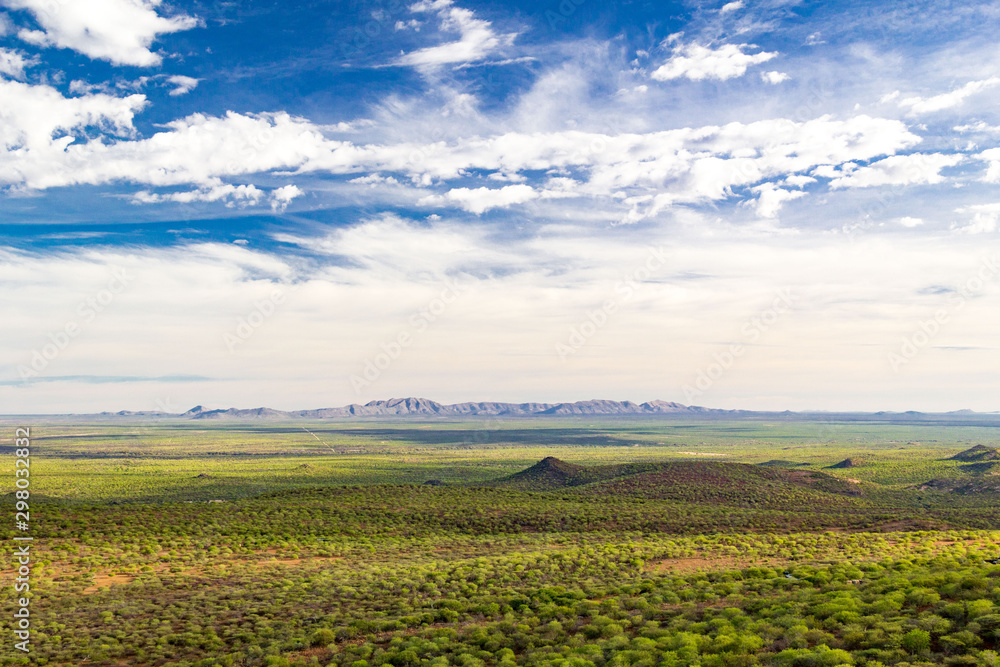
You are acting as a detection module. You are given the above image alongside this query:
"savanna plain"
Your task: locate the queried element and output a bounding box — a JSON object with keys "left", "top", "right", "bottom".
{"left": 5, "top": 416, "right": 1000, "bottom": 667}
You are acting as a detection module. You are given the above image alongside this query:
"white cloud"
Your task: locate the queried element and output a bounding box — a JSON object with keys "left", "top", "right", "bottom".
{"left": 953, "top": 203, "right": 1000, "bottom": 234}
{"left": 419, "top": 184, "right": 537, "bottom": 214}
{"left": 270, "top": 184, "right": 302, "bottom": 211}
{"left": 761, "top": 71, "right": 789, "bottom": 85}
{"left": 898, "top": 77, "right": 1000, "bottom": 115}
{"left": 752, "top": 182, "right": 805, "bottom": 218}
{"left": 0, "top": 85, "right": 925, "bottom": 224}
{"left": 783, "top": 174, "right": 816, "bottom": 188}
{"left": 133, "top": 182, "right": 264, "bottom": 207}
{"left": 720, "top": 1, "right": 744, "bottom": 12}
{"left": 350, "top": 173, "right": 401, "bottom": 187}
{"left": 0, "top": 108, "right": 332, "bottom": 189}
{"left": 0, "top": 75, "right": 928, "bottom": 223}
{"left": 826, "top": 153, "right": 964, "bottom": 189}
{"left": 166, "top": 75, "right": 199, "bottom": 96}
{"left": 651, "top": 43, "right": 777, "bottom": 82}
{"left": 398, "top": 0, "right": 515, "bottom": 69}
{"left": 0, "top": 47, "right": 32, "bottom": 79}
{"left": 955, "top": 121, "right": 1000, "bottom": 134}
{"left": 897, "top": 216, "right": 924, "bottom": 227}
{"left": 7, "top": 0, "right": 198, "bottom": 66}
{"left": 977, "top": 148, "right": 1000, "bottom": 183}
{"left": 133, "top": 181, "right": 299, "bottom": 211}
{"left": 0, "top": 79, "right": 145, "bottom": 154}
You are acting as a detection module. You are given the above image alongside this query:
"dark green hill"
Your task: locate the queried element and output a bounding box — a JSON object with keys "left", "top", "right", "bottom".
{"left": 583, "top": 461, "right": 862, "bottom": 505}
{"left": 826, "top": 458, "right": 861, "bottom": 469}
{"left": 495, "top": 458, "right": 862, "bottom": 507}
{"left": 493, "top": 457, "right": 659, "bottom": 491}
{"left": 948, "top": 444, "right": 1000, "bottom": 462}
{"left": 757, "top": 460, "right": 809, "bottom": 467}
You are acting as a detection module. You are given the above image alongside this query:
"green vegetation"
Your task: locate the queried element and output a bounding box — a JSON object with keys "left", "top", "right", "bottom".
{"left": 5, "top": 418, "right": 1000, "bottom": 666}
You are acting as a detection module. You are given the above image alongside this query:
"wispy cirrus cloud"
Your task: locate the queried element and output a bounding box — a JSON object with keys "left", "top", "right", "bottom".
{"left": 396, "top": 0, "right": 515, "bottom": 70}
{"left": 894, "top": 77, "right": 1000, "bottom": 115}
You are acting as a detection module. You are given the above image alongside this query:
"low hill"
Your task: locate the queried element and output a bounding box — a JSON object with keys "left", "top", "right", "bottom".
{"left": 826, "top": 458, "right": 861, "bottom": 469}
{"left": 757, "top": 460, "right": 809, "bottom": 467}
{"left": 494, "top": 458, "right": 862, "bottom": 506}
{"left": 948, "top": 444, "right": 1000, "bottom": 462}
{"left": 585, "top": 461, "right": 862, "bottom": 506}
{"left": 493, "top": 457, "right": 659, "bottom": 491}
{"left": 917, "top": 476, "right": 1000, "bottom": 495}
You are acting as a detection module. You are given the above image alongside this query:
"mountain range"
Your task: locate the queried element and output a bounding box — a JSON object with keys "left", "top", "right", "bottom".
{"left": 115, "top": 398, "right": 726, "bottom": 420}
{"left": 74, "top": 397, "right": 999, "bottom": 422}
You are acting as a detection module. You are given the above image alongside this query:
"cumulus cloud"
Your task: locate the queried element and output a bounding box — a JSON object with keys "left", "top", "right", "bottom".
{"left": 398, "top": 0, "right": 515, "bottom": 69}
{"left": 953, "top": 203, "right": 1000, "bottom": 234}
{"left": 166, "top": 75, "right": 199, "bottom": 96}
{"left": 0, "top": 108, "right": 331, "bottom": 189}
{"left": 752, "top": 182, "right": 805, "bottom": 218}
{"left": 720, "top": 1, "right": 744, "bottom": 13}
{"left": 825, "top": 153, "right": 964, "bottom": 189}
{"left": 651, "top": 43, "right": 777, "bottom": 82}
{"left": 7, "top": 0, "right": 198, "bottom": 66}
{"left": 977, "top": 148, "right": 1000, "bottom": 183}
{"left": 0, "top": 80, "right": 926, "bottom": 224}
{"left": 418, "top": 184, "right": 537, "bottom": 214}
{"left": 897, "top": 77, "right": 1000, "bottom": 115}
{"left": 0, "top": 47, "right": 32, "bottom": 79}
{"left": 131, "top": 181, "right": 297, "bottom": 212}
{"left": 270, "top": 184, "right": 302, "bottom": 212}
{"left": 955, "top": 121, "right": 1000, "bottom": 134}
{"left": 897, "top": 216, "right": 924, "bottom": 227}
{"left": 132, "top": 182, "right": 264, "bottom": 207}
{"left": 761, "top": 71, "right": 789, "bottom": 84}
{"left": 0, "top": 79, "right": 145, "bottom": 154}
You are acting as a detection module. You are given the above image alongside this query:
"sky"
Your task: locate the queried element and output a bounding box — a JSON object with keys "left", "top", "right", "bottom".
{"left": 2, "top": 0, "right": 1000, "bottom": 414}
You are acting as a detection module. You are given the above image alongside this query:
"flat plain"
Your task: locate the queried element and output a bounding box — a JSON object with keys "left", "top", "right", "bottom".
{"left": 4, "top": 416, "right": 1000, "bottom": 667}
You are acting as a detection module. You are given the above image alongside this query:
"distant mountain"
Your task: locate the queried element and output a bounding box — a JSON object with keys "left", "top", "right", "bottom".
{"left": 177, "top": 398, "right": 733, "bottom": 420}
{"left": 19, "top": 399, "right": 1000, "bottom": 421}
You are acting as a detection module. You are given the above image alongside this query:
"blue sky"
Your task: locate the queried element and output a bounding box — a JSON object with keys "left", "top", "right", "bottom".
{"left": 2, "top": 0, "right": 1000, "bottom": 413}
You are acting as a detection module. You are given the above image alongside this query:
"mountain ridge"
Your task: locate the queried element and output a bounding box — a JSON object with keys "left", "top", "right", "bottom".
{"left": 184, "top": 398, "right": 726, "bottom": 420}
{"left": 11, "top": 399, "right": 999, "bottom": 420}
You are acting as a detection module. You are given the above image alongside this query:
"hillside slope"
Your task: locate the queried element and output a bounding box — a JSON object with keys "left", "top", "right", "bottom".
{"left": 494, "top": 458, "right": 863, "bottom": 507}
